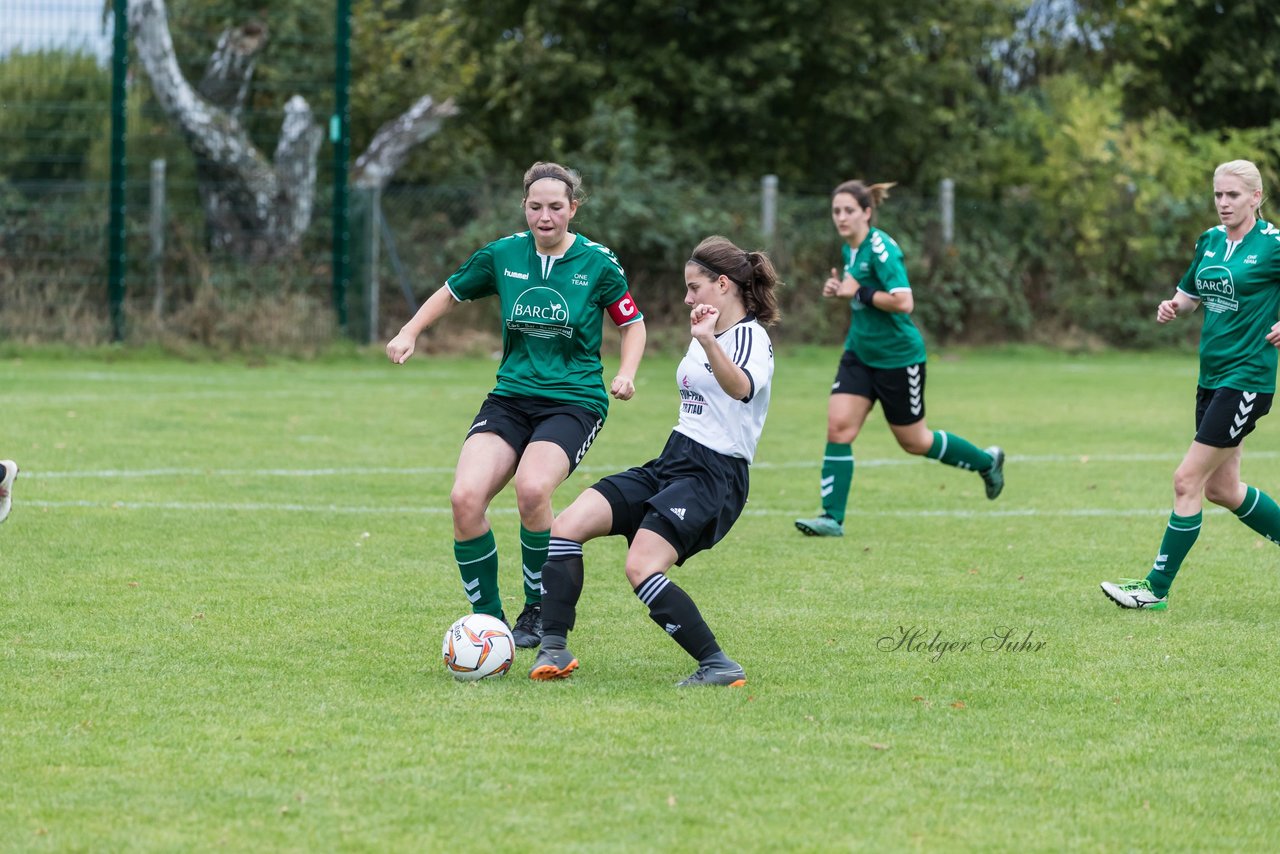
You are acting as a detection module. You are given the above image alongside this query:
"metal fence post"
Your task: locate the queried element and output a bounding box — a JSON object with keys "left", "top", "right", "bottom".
{"left": 367, "top": 187, "right": 381, "bottom": 345}
{"left": 331, "top": 0, "right": 352, "bottom": 334}
{"left": 149, "top": 159, "right": 166, "bottom": 318}
{"left": 761, "top": 174, "right": 778, "bottom": 246}
{"left": 107, "top": 0, "right": 129, "bottom": 341}
{"left": 940, "top": 177, "right": 954, "bottom": 248}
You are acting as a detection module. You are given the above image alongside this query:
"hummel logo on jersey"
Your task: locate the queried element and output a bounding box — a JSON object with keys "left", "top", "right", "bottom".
{"left": 670, "top": 507, "right": 686, "bottom": 520}
{"left": 663, "top": 623, "right": 682, "bottom": 635}
{"left": 467, "top": 419, "right": 488, "bottom": 433}
{"left": 1204, "top": 250, "right": 1216, "bottom": 258}
{"left": 503, "top": 268, "right": 529, "bottom": 280}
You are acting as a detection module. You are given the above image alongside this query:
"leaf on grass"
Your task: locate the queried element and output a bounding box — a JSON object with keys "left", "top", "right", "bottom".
{"left": 951, "top": 701, "right": 967, "bottom": 709}
{"left": 667, "top": 795, "right": 677, "bottom": 807}
{"left": 868, "top": 742, "right": 890, "bottom": 751}
{"left": 127, "top": 581, "right": 139, "bottom": 588}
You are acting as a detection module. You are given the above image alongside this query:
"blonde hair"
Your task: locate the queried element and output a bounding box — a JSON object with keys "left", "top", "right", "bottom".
{"left": 1214, "top": 160, "right": 1266, "bottom": 217}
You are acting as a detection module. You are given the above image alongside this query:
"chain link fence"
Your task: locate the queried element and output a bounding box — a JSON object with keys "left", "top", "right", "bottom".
{"left": 1, "top": 2, "right": 1204, "bottom": 354}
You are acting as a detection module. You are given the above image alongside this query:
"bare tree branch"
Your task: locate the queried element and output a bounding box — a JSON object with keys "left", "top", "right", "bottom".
{"left": 352, "top": 96, "right": 460, "bottom": 190}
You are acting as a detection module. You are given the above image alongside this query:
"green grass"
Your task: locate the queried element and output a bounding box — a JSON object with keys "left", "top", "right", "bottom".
{"left": 3, "top": 346, "right": 1280, "bottom": 851}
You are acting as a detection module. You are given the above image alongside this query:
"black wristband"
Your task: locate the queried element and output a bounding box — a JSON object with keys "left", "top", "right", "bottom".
{"left": 855, "top": 286, "right": 877, "bottom": 306}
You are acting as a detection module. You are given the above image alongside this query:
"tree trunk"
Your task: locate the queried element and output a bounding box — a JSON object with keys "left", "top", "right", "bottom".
{"left": 128, "top": 0, "right": 457, "bottom": 262}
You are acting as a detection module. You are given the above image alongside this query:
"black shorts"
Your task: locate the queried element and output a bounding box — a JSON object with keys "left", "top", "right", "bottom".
{"left": 1194, "top": 386, "right": 1273, "bottom": 448}
{"left": 466, "top": 393, "right": 604, "bottom": 473}
{"left": 591, "top": 431, "right": 749, "bottom": 566}
{"left": 831, "top": 350, "right": 926, "bottom": 426}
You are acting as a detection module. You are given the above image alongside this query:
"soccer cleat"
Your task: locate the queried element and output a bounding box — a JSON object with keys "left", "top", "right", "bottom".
{"left": 528, "top": 646, "right": 578, "bottom": 680}
{"left": 1100, "top": 578, "right": 1168, "bottom": 611}
{"left": 980, "top": 446, "right": 1005, "bottom": 500}
{"left": 794, "top": 514, "right": 844, "bottom": 537}
{"left": 677, "top": 660, "right": 747, "bottom": 687}
{"left": 0, "top": 460, "right": 17, "bottom": 524}
{"left": 511, "top": 602, "right": 543, "bottom": 648}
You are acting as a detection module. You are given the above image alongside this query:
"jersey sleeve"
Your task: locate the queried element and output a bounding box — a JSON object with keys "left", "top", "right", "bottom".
{"left": 1176, "top": 231, "right": 1211, "bottom": 300}
{"left": 869, "top": 231, "right": 910, "bottom": 292}
{"left": 724, "top": 323, "right": 774, "bottom": 402}
{"left": 599, "top": 262, "right": 644, "bottom": 327}
{"left": 445, "top": 243, "right": 498, "bottom": 302}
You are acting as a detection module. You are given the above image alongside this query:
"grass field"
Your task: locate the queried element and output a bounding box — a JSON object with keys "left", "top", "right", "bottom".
{"left": 3, "top": 345, "right": 1280, "bottom": 851}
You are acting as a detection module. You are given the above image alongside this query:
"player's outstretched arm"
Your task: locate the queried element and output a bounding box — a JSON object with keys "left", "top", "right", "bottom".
{"left": 386, "top": 287, "right": 459, "bottom": 364}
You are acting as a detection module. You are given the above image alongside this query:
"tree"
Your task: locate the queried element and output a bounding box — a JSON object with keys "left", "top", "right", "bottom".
{"left": 127, "top": 0, "right": 456, "bottom": 260}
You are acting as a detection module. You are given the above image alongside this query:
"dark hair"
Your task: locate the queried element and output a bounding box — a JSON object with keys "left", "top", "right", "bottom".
{"left": 688, "top": 235, "right": 782, "bottom": 326}
{"left": 832, "top": 180, "right": 897, "bottom": 220}
{"left": 523, "top": 161, "right": 584, "bottom": 203}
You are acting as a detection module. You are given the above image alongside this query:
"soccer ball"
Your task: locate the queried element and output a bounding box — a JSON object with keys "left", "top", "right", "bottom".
{"left": 442, "top": 614, "right": 515, "bottom": 681}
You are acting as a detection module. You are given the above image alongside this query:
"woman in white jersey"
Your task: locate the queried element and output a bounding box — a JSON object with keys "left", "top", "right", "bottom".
{"left": 1102, "top": 160, "right": 1280, "bottom": 610}
{"left": 529, "top": 236, "right": 781, "bottom": 687}
{"left": 386, "top": 162, "right": 647, "bottom": 648}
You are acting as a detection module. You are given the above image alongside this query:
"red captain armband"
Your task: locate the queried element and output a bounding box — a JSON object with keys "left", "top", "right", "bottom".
{"left": 606, "top": 291, "right": 641, "bottom": 326}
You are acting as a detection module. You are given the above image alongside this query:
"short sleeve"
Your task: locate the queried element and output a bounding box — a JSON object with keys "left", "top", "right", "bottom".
{"left": 870, "top": 231, "right": 910, "bottom": 292}
{"left": 1176, "top": 231, "right": 1210, "bottom": 300}
{"left": 446, "top": 244, "right": 498, "bottom": 302}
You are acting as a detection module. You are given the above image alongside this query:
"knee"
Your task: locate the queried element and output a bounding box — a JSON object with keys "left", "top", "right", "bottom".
{"left": 624, "top": 558, "right": 655, "bottom": 589}
{"left": 1171, "top": 467, "right": 1202, "bottom": 501}
{"left": 897, "top": 434, "right": 932, "bottom": 456}
{"left": 827, "top": 423, "right": 858, "bottom": 444}
{"left": 514, "top": 479, "right": 555, "bottom": 519}
{"left": 1204, "top": 480, "right": 1242, "bottom": 508}
{"left": 450, "top": 482, "right": 484, "bottom": 520}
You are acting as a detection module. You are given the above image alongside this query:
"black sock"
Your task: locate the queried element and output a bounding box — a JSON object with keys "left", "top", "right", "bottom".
{"left": 634, "top": 573, "right": 719, "bottom": 663}
{"left": 540, "top": 537, "right": 584, "bottom": 638}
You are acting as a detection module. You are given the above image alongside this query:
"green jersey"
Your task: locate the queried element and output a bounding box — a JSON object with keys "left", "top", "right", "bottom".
{"left": 1178, "top": 219, "right": 1280, "bottom": 393}
{"left": 840, "top": 227, "right": 927, "bottom": 368}
{"left": 447, "top": 231, "right": 642, "bottom": 417}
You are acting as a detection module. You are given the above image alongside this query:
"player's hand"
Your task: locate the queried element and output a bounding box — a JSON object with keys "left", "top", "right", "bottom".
{"left": 386, "top": 331, "right": 416, "bottom": 364}
{"left": 1155, "top": 299, "right": 1179, "bottom": 324}
{"left": 823, "top": 268, "right": 842, "bottom": 298}
{"left": 1267, "top": 321, "right": 1280, "bottom": 348}
{"left": 610, "top": 374, "right": 636, "bottom": 400}
{"left": 691, "top": 303, "right": 718, "bottom": 338}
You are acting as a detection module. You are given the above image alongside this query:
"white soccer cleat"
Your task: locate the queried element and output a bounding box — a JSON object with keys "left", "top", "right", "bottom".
{"left": 0, "top": 460, "right": 17, "bottom": 524}
{"left": 1100, "top": 578, "right": 1168, "bottom": 611}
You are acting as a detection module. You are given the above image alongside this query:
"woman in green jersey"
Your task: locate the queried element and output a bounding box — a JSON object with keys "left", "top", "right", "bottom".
{"left": 386, "top": 162, "right": 647, "bottom": 646}
{"left": 1102, "top": 160, "right": 1280, "bottom": 610}
{"left": 794, "top": 180, "right": 1004, "bottom": 538}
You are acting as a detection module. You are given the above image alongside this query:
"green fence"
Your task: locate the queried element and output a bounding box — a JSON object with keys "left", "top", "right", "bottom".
{"left": 0, "top": 2, "right": 1207, "bottom": 353}
{"left": 1, "top": 0, "right": 351, "bottom": 350}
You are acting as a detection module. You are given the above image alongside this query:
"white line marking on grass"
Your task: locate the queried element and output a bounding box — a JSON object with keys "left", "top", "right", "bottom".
{"left": 25, "top": 499, "right": 1230, "bottom": 519}
{"left": 23, "top": 450, "right": 1280, "bottom": 480}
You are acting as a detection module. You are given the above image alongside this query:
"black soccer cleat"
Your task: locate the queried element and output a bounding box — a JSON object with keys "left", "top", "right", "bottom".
{"left": 511, "top": 602, "right": 544, "bottom": 648}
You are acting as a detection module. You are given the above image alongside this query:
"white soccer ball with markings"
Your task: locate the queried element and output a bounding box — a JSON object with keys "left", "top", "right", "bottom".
{"left": 442, "top": 613, "right": 515, "bottom": 681}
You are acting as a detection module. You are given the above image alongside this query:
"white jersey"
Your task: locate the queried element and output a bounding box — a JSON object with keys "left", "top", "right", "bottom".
{"left": 672, "top": 315, "right": 774, "bottom": 463}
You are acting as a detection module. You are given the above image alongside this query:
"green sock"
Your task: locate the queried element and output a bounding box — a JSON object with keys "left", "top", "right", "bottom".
{"left": 1145, "top": 511, "right": 1202, "bottom": 598}
{"left": 925, "top": 430, "right": 992, "bottom": 472}
{"left": 820, "top": 442, "right": 853, "bottom": 524}
{"left": 1233, "top": 485, "right": 1280, "bottom": 546}
{"left": 454, "top": 531, "right": 501, "bottom": 618}
{"left": 519, "top": 525, "right": 549, "bottom": 606}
